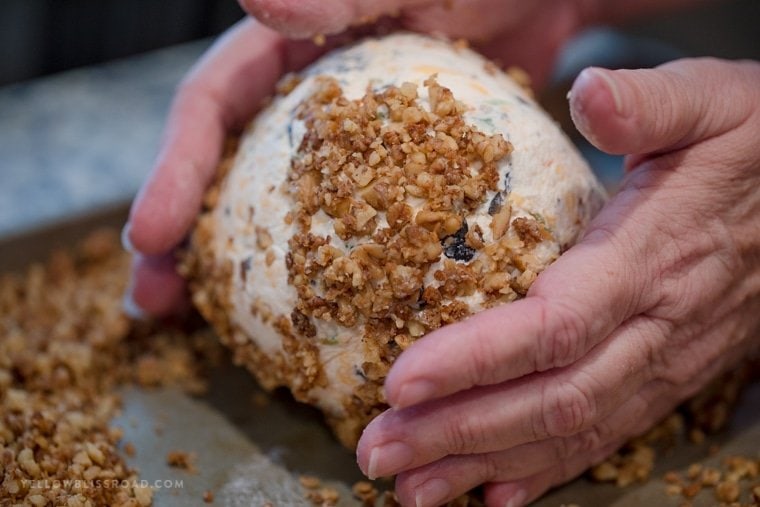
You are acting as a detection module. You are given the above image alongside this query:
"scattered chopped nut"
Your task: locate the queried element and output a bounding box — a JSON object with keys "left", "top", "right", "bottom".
{"left": 715, "top": 480, "right": 740, "bottom": 503}
{"left": 166, "top": 450, "right": 197, "bottom": 473}
{"left": 299, "top": 475, "right": 322, "bottom": 489}
{"left": 0, "top": 230, "right": 221, "bottom": 505}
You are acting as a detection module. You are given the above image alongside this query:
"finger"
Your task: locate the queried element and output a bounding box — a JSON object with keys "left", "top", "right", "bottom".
{"left": 240, "top": 0, "right": 432, "bottom": 37}
{"left": 358, "top": 316, "right": 664, "bottom": 478}
{"left": 483, "top": 376, "right": 689, "bottom": 507}
{"left": 569, "top": 58, "right": 758, "bottom": 157}
{"left": 404, "top": 0, "right": 589, "bottom": 88}
{"left": 126, "top": 19, "right": 293, "bottom": 256}
{"left": 384, "top": 224, "right": 655, "bottom": 410}
{"left": 394, "top": 432, "right": 618, "bottom": 507}
{"left": 125, "top": 253, "right": 188, "bottom": 317}
{"left": 397, "top": 435, "right": 627, "bottom": 507}
{"left": 394, "top": 378, "right": 677, "bottom": 507}
{"left": 483, "top": 439, "right": 623, "bottom": 507}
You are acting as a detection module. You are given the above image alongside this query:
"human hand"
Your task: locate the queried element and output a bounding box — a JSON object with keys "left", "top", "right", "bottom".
{"left": 124, "top": 1, "right": 601, "bottom": 317}
{"left": 355, "top": 58, "right": 760, "bottom": 506}
{"left": 241, "top": 0, "right": 599, "bottom": 87}
{"left": 123, "top": 19, "right": 328, "bottom": 316}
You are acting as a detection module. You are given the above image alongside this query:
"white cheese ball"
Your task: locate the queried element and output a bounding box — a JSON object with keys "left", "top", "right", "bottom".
{"left": 188, "top": 33, "right": 605, "bottom": 447}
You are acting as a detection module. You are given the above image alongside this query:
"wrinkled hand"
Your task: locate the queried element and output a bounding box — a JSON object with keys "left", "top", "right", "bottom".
{"left": 123, "top": 19, "right": 327, "bottom": 315}
{"left": 356, "top": 58, "right": 760, "bottom": 507}
{"left": 124, "top": 0, "right": 597, "bottom": 315}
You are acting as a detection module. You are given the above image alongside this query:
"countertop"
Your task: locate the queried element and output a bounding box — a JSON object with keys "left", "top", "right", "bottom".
{"left": 0, "top": 40, "right": 209, "bottom": 238}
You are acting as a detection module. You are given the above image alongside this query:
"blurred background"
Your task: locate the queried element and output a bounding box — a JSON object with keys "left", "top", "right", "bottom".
{"left": 0, "top": 0, "right": 243, "bottom": 86}
{"left": 0, "top": 0, "right": 758, "bottom": 237}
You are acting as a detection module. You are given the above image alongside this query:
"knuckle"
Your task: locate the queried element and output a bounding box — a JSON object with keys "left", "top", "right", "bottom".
{"left": 541, "top": 380, "right": 596, "bottom": 437}
{"left": 574, "top": 425, "right": 605, "bottom": 453}
{"left": 550, "top": 435, "right": 572, "bottom": 461}
{"left": 443, "top": 413, "right": 485, "bottom": 455}
{"left": 478, "top": 453, "right": 501, "bottom": 482}
{"left": 537, "top": 298, "right": 588, "bottom": 371}
{"left": 551, "top": 425, "right": 603, "bottom": 461}
{"left": 466, "top": 322, "right": 500, "bottom": 385}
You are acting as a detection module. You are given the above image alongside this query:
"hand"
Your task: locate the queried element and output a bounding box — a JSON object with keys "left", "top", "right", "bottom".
{"left": 242, "top": 0, "right": 599, "bottom": 87}
{"left": 356, "top": 58, "right": 760, "bottom": 507}
{"left": 124, "top": 0, "right": 600, "bottom": 316}
{"left": 123, "top": 19, "right": 327, "bottom": 316}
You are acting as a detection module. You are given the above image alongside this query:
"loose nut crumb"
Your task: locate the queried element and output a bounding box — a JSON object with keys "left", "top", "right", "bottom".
{"left": 166, "top": 450, "right": 197, "bottom": 473}
{"left": 715, "top": 480, "right": 739, "bottom": 503}
{"left": 299, "top": 475, "right": 322, "bottom": 489}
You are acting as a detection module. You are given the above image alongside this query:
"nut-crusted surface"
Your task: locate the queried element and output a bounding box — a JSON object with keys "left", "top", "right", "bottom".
{"left": 184, "top": 33, "right": 607, "bottom": 448}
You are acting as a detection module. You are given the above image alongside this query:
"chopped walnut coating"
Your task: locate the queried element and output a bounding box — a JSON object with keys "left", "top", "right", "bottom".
{"left": 285, "top": 82, "right": 541, "bottom": 329}
{"left": 184, "top": 74, "right": 560, "bottom": 446}
{"left": 279, "top": 76, "right": 557, "bottom": 440}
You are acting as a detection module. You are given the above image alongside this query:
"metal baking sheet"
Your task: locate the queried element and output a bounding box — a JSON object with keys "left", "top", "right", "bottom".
{"left": 3, "top": 205, "right": 758, "bottom": 506}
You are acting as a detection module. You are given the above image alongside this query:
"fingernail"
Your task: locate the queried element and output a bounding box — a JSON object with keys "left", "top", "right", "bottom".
{"left": 367, "top": 441, "right": 414, "bottom": 479}
{"left": 581, "top": 67, "right": 625, "bottom": 116}
{"left": 504, "top": 488, "right": 527, "bottom": 507}
{"left": 415, "top": 478, "right": 450, "bottom": 507}
{"left": 122, "top": 291, "right": 147, "bottom": 320}
{"left": 394, "top": 380, "right": 436, "bottom": 408}
{"left": 121, "top": 223, "right": 135, "bottom": 254}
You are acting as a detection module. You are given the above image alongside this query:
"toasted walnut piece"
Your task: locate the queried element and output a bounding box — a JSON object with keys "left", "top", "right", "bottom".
{"left": 490, "top": 202, "right": 512, "bottom": 239}
{"left": 665, "top": 484, "right": 682, "bottom": 496}
{"left": 352, "top": 480, "right": 378, "bottom": 505}
{"left": 686, "top": 463, "right": 702, "bottom": 480}
{"left": 664, "top": 471, "right": 682, "bottom": 485}
{"left": 482, "top": 272, "right": 511, "bottom": 294}
{"left": 276, "top": 73, "right": 303, "bottom": 96}
{"left": 715, "top": 480, "right": 740, "bottom": 503}
{"left": 299, "top": 475, "right": 321, "bottom": 489}
{"left": 166, "top": 450, "right": 196, "bottom": 472}
{"left": 134, "top": 484, "right": 153, "bottom": 507}
{"left": 18, "top": 448, "right": 41, "bottom": 477}
{"left": 591, "top": 462, "right": 619, "bottom": 482}
{"left": 512, "top": 216, "right": 549, "bottom": 247}
{"left": 387, "top": 202, "right": 413, "bottom": 231}
{"left": 700, "top": 467, "right": 722, "bottom": 486}
{"left": 681, "top": 482, "right": 701, "bottom": 499}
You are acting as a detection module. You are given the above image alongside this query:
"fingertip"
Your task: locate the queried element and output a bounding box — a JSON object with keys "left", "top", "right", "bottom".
{"left": 484, "top": 483, "right": 527, "bottom": 507}
{"left": 387, "top": 378, "right": 437, "bottom": 410}
{"left": 569, "top": 67, "right": 632, "bottom": 154}
{"left": 384, "top": 336, "right": 444, "bottom": 409}
{"left": 128, "top": 159, "right": 201, "bottom": 255}
{"left": 240, "top": 0, "right": 352, "bottom": 37}
{"left": 129, "top": 253, "right": 189, "bottom": 317}
{"left": 122, "top": 291, "right": 148, "bottom": 320}
{"left": 121, "top": 222, "right": 136, "bottom": 254}
{"left": 355, "top": 425, "right": 374, "bottom": 478}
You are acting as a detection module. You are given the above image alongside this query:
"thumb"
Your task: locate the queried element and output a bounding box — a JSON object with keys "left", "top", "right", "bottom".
{"left": 239, "top": 0, "right": 431, "bottom": 37}
{"left": 569, "top": 58, "right": 756, "bottom": 157}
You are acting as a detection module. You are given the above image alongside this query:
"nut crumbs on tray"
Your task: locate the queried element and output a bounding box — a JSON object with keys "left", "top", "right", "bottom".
{"left": 0, "top": 230, "right": 221, "bottom": 506}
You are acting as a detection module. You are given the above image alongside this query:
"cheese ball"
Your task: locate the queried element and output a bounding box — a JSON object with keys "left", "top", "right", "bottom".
{"left": 185, "top": 33, "right": 606, "bottom": 447}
